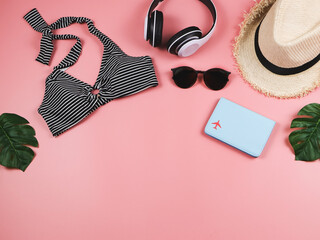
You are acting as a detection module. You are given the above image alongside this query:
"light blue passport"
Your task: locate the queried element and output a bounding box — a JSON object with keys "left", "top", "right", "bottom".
{"left": 204, "top": 98, "right": 275, "bottom": 157}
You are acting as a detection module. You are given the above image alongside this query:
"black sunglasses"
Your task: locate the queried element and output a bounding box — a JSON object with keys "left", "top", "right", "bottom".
{"left": 171, "top": 67, "right": 231, "bottom": 90}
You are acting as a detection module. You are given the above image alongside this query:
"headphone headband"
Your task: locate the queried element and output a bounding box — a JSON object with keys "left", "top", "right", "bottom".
{"left": 147, "top": 0, "right": 217, "bottom": 40}
{"left": 147, "top": 0, "right": 164, "bottom": 17}
{"left": 198, "top": 0, "right": 217, "bottom": 39}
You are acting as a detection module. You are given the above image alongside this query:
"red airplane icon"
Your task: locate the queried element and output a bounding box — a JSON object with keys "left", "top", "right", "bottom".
{"left": 212, "top": 120, "right": 221, "bottom": 130}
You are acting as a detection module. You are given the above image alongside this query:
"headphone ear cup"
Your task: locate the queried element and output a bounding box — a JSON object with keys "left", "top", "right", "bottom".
{"left": 149, "top": 10, "right": 163, "bottom": 47}
{"left": 144, "top": 15, "right": 150, "bottom": 41}
{"left": 167, "top": 26, "right": 202, "bottom": 55}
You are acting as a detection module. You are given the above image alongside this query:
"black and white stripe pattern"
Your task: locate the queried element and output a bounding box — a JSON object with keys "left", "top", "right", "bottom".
{"left": 24, "top": 8, "right": 158, "bottom": 136}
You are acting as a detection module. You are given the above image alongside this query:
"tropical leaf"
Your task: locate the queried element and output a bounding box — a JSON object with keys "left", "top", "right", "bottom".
{"left": 0, "top": 113, "right": 38, "bottom": 171}
{"left": 289, "top": 103, "right": 320, "bottom": 161}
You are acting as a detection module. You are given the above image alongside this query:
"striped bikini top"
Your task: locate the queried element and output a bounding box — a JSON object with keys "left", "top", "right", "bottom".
{"left": 24, "top": 8, "right": 158, "bottom": 136}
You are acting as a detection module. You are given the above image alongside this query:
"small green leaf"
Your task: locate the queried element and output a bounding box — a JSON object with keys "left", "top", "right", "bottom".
{"left": 289, "top": 103, "right": 320, "bottom": 161}
{"left": 0, "top": 113, "right": 39, "bottom": 171}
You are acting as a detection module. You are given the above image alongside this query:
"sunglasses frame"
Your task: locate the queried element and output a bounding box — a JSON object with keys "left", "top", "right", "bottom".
{"left": 171, "top": 66, "right": 231, "bottom": 90}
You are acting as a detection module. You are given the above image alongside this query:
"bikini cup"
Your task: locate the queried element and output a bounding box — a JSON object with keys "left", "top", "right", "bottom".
{"left": 24, "top": 8, "right": 158, "bottom": 136}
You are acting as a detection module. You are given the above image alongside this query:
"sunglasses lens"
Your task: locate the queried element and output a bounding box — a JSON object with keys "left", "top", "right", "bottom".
{"left": 172, "top": 67, "right": 197, "bottom": 89}
{"left": 204, "top": 68, "right": 230, "bottom": 90}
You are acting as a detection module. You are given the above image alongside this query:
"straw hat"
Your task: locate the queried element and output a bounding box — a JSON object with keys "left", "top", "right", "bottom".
{"left": 234, "top": 0, "right": 320, "bottom": 98}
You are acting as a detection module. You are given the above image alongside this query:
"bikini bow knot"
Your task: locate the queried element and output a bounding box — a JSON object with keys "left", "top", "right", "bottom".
{"left": 24, "top": 8, "right": 54, "bottom": 65}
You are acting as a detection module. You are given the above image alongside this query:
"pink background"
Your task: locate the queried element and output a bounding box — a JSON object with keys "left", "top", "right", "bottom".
{"left": 1, "top": 0, "right": 320, "bottom": 239}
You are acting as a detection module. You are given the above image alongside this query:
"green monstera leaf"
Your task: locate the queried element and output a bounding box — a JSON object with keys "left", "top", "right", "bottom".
{"left": 0, "top": 113, "right": 38, "bottom": 171}
{"left": 289, "top": 103, "right": 320, "bottom": 161}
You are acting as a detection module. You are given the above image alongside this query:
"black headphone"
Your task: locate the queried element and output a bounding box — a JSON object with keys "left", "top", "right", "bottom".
{"left": 144, "top": 0, "right": 217, "bottom": 57}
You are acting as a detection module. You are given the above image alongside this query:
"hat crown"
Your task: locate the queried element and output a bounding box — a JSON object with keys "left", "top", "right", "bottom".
{"left": 259, "top": 0, "right": 320, "bottom": 68}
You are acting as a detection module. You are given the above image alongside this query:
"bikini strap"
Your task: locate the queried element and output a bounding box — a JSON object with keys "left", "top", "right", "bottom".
{"left": 24, "top": 8, "right": 106, "bottom": 70}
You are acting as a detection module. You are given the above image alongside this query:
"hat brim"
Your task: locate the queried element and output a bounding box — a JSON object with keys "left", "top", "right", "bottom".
{"left": 233, "top": 0, "right": 320, "bottom": 99}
